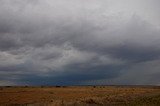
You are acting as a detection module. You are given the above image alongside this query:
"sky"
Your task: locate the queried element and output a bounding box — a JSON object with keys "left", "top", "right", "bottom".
{"left": 0, "top": 0, "right": 160, "bottom": 86}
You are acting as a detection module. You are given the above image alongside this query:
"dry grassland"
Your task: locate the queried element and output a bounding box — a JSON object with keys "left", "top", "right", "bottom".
{"left": 0, "top": 86, "right": 160, "bottom": 106}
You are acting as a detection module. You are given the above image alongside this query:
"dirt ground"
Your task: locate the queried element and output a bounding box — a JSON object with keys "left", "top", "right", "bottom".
{"left": 0, "top": 86, "right": 160, "bottom": 106}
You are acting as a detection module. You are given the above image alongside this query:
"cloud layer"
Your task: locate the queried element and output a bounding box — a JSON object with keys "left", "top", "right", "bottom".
{"left": 0, "top": 0, "right": 160, "bottom": 85}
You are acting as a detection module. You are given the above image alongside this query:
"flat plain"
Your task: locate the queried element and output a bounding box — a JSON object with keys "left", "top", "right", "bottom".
{"left": 0, "top": 86, "right": 160, "bottom": 106}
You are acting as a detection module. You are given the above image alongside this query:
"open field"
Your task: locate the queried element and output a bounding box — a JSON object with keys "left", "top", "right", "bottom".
{"left": 0, "top": 86, "right": 160, "bottom": 106}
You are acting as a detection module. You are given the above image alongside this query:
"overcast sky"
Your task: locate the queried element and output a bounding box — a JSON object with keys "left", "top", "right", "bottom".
{"left": 0, "top": 0, "right": 160, "bottom": 86}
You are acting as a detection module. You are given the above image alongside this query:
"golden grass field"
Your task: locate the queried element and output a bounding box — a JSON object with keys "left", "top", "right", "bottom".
{"left": 0, "top": 86, "right": 160, "bottom": 106}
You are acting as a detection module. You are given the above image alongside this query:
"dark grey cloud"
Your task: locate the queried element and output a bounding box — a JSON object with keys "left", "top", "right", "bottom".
{"left": 0, "top": 0, "right": 160, "bottom": 85}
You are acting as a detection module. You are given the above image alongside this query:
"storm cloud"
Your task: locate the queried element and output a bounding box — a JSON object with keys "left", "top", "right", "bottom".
{"left": 0, "top": 0, "right": 160, "bottom": 85}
